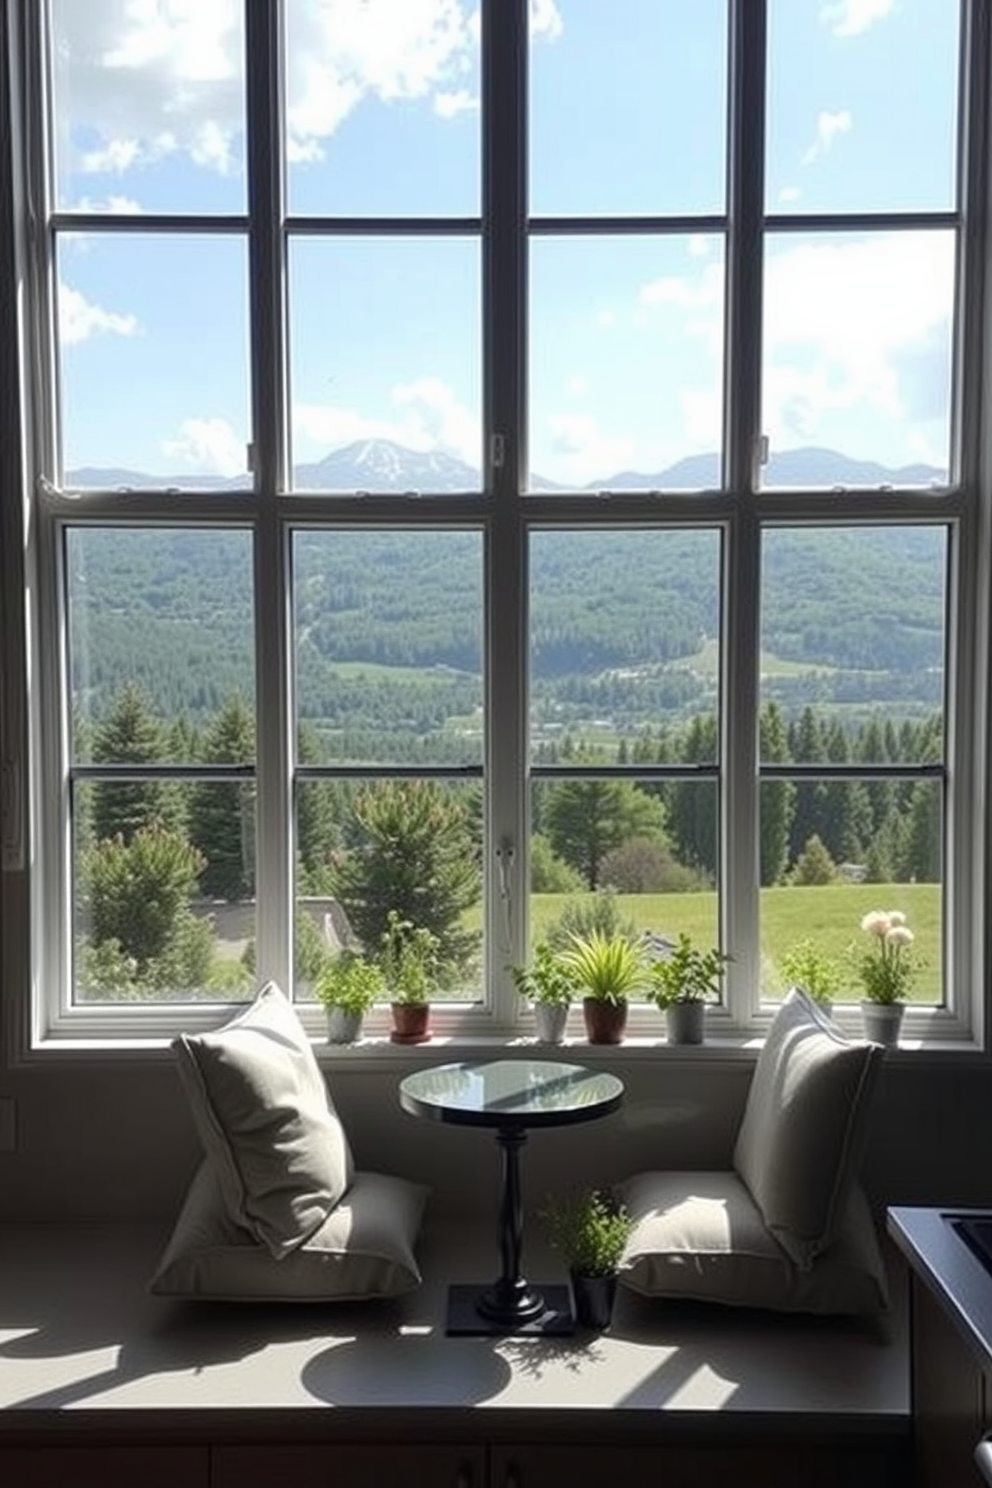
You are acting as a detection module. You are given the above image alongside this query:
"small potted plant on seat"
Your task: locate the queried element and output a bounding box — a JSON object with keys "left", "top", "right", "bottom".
{"left": 541, "top": 1186, "right": 633, "bottom": 1330}
{"left": 510, "top": 942, "right": 576, "bottom": 1044}
{"left": 647, "top": 931, "right": 729, "bottom": 1045}
{"left": 379, "top": 909, "right": 440, "bottom": 1045}
{"left": 854, "top": 909, "right": 915, "bottom": 1047}
{"left": 561, "top": 930, "right": 647, "bottom": 1045}
{"left": 315, "top": 948, "right": 385, "bottom": 1044}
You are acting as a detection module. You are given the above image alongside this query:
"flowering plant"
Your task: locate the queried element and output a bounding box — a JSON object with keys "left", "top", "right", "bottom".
{"left": 855, "top": 910, "right": 915, "bottom": 1004}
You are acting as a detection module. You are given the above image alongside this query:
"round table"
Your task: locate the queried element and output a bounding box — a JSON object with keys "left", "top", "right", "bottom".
{"left": 399, "top": 1058, "right": 624, "bottom": 1336}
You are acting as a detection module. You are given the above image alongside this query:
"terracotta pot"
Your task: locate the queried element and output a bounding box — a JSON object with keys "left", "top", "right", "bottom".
{"left": 390, "top": 1002, "right": 431, "bottom": 1044}
{"left": 582, "top": 997, "right": 627, "bottom": 1045}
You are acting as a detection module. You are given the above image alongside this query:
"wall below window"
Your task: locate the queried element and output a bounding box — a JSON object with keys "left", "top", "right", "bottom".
{"left": 0, "top": 1058, "right": 988, "bottom": 1224}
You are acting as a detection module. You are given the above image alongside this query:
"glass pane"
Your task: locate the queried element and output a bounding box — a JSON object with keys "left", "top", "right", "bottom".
{"left": 292, "top": 529, "right": 484, "bottom": 766}
{"left": 284, "top": 0, "right": 480, "bottom": 215}
{"left": 295, "top": 778, "right": 484, "bottom": 1003}
{"left": 288, "top": 238, "right": 481, "bottom": 490}
{"left": 760, "top": 526, "right": 947, "bottom": 752}
{"left": 528, "top": 779, "right": 720, "bottom": 997}
{"left": 57, "top": 234, "right": 250, "bottom": 486}
{"left": 72, "top": 781, "right": 256, "bottom": 1004}
{"left": 529, "top": 529, "right": 722, "bottom": 757}
{"left": 529, "top": 237, "right": 725, "bottom": 490}
{"left": 759, "top": 782, "right": 943, "bottom": 1007}
{"left": 67, "top": 527, "right": 255, "bottom": 759}
{"left": 761, "top": 231, "right": 954, "bottom": 486}
{"left": 767, "top": 0, "right": 960, "bottom": 215}
{"left": 50, "top": 0, "right": 246, "bottom": 214}
{"left": 529, "top": 0, "right": 727, "bottom": 216}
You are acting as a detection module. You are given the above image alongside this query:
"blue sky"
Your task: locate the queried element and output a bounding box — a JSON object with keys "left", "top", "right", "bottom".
{"left": 51, "top": 0, "right": 959, "bottom": 486}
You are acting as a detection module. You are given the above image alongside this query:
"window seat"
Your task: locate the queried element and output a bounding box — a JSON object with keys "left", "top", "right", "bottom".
{"left": 0, "top": 1216, "right": 911, "bottom": 1486}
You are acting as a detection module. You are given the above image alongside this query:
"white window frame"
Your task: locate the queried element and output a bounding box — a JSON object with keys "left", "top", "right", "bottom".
{"left": 1, "top": 0, "right": 989, "bottom": 1057}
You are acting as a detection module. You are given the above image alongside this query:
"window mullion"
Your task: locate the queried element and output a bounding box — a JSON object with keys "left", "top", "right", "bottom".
{"left": 245, "top": 0, "right": 291, "bottom": 991}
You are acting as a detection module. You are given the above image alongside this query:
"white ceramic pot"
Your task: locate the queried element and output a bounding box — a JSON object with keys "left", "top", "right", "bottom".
{"left": 327, "top": 1007, "right": 363, "bottom": 1044}
{"left": 860, "top": 1000, "right": 904, "bottom": 1048}
{"left": 532, "top": 1002, "right": 568, "bottom": 1044}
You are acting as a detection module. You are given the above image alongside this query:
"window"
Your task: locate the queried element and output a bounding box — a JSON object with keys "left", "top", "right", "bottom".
{"left": 2, "top": 0, "right": 985, "bottom": 1048}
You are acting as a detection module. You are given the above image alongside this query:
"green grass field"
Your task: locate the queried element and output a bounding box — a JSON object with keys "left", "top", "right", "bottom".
{"left": 524, "top": 881, "right": 941, "bottom": 1004}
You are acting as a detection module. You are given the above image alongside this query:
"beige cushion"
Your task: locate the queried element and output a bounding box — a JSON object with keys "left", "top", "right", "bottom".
{"left": 733, "top": 989, "right": 883, "bottom": 1269}
{"left": 617, "top": 1170, "right": 889, "bottom": 1317}
{"left": 173, "top": 981, "right": 354, "bottom": 1259}
{"left": 151, "top": 1162, "right": 428, "bottom": 1301}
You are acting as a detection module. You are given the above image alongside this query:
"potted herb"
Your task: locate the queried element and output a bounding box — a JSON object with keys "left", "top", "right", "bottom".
{"left": 510, "top": 941, "right": 576, "bottom": 1044}
{"left": 647, "top": 931, "right": 729, "bottom": 1045}
{"left": 780, "top": 937, "right": 841, "bottom": 1014}
{"left": 854, "top": 909, "right": 915, "bottom": 1047}
{"left": 541, "top": 1186, "right": 633, "bottom": 1330}
{"left": 314, "top": 949, "right": 384, "bottom": 1044}
{"left": 561, "top": 930, "right": 647, "bottom": 1045}
{"left": 379, "top": 909, "right": 440, "bottom": 1045}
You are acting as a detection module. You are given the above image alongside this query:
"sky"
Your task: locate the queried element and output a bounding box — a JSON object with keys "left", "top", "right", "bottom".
{"left": 49, "top": 0, "right": 960, "bottom": 487}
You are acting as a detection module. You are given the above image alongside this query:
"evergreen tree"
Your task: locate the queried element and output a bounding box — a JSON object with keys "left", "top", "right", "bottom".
{"left": 790, "top": 833, "right": 837, "bottom": 886}
{"left": 91, "top": 684, "right": 180, "bottom": 844}
{"left": 190, "top": 695, "right": 256, "bottom": 901}
{"left": 667, "top": 712, "right": 718, "bottom": 878}
{"left": 759, "top": 702, "right": 794, "bottom": 886}
{"left": 544, "top": 777, "right": 665, "bottom": 890}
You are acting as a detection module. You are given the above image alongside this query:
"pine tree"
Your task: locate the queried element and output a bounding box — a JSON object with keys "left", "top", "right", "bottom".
{"left": 91, "top": 684, "right": 179, "bottom": 844}
{"left": 544, "top": 777, "right": 665, "bottom": 890}
{"left": 190, "top": 695, "right": 256, "bottom": 902}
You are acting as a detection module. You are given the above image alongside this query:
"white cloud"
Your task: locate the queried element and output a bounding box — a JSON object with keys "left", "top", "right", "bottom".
{"left": 544, "top": 413, "right": 633, "bottom": 486}
{"left": 778, "top": 185, "right": 802, "bottom": 204}
{"left": 801, "top": 109, "right": 853, "bottom": 166}
{"left": 71, "top": 195, "right": 143, "bottom": 214}
{"left": 688, "top": 235, "right": 710, "bottom": 258}
{"left": 162, "top": 417, "right": 244, "bottom": 477}
{"left": 819, "top": 0, "right": 895, "bottom": 37}
{"left": 433, "top": 89, "right": 479, "bottom": 118}
{"left": 294, "top": 376, "right": 480, "bottom": 466}
{"left": 530, "top": 0, "right": 564, "bottom": 40}
{"left": 58, "top": 283, "right": 139, "bottom": 344}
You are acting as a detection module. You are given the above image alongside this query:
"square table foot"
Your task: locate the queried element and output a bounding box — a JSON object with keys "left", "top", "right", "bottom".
{"left": 446, "top": 1283, "right": 574, "bottom": 1336}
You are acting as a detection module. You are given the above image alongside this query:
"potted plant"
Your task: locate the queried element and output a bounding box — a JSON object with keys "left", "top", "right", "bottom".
{"left": 647, "top": 931, "right": 729, "bottom": 1045}
{"left": 779, "top": 937, "right": 841, "bottom": 1014}
{"left": 541, "top": 1186, "right": 633, "bottom": 1330}
{"left": 854, "top": 909, "right": 915, "bottom": 1047}
{"left": 314, "top": 949, "right": 384, "bottom": 1044}
{"left": 561, "top": 930, "right": 647, "bottom": 1045}
{"left": 379, "top": 909, "right": 440, "bottom": 1045}
{"left": 510, "top": 941, "right": 576, "bottom": 1044}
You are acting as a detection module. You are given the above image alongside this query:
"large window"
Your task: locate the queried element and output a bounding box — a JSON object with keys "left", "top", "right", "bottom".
{"left": 3, "top": 0, "right": 986, "bottom": 1047}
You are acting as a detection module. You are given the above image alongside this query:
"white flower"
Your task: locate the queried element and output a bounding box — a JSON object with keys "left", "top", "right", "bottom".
{"left": 886, "top": 925, "right": 914, "bottom": 949}
{"left": 860, "top": 910, "right": 891, "bottom": 937}
{"left": 887, "top": 910, "right": 907, "bottom": 927}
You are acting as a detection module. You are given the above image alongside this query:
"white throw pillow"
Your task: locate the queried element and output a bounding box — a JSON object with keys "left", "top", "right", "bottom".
{"left": 733, "top": 988, "right": 883, "bottom": 1270}
{"left": 172, "top": 981, "right": 354, "bottom": 1259}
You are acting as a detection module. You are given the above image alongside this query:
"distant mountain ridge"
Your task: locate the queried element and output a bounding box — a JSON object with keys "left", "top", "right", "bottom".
{"left": 67, "top": 439, "right": 948, "bottom": 494}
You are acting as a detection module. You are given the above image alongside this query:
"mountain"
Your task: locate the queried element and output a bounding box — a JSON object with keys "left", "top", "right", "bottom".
{"left": 67, "top": 438, "right": 947, "bottom": 495}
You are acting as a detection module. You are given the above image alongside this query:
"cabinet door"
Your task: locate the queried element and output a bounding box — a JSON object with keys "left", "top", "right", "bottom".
{"left": 913, "top": 1275, "right": 990, "bottom": 1488}
{"left": 212, "top": 1442, "right": 483, "bottom": 1488}
{"left": 0, "top": 1445, "right": 208, "bottom": 1488}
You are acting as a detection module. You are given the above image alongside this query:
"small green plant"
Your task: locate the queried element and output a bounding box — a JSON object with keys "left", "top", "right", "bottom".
{"left": 541, "top": 1187, "right": 633, "bottom": 1277}
{"left": 509, "top": 941, "right": 576, "bottom": 1007}
{"left": 561, "top": 929, "right": 647, "bottom": 1005}
{"left": 378, "top": 909, "right": 440, "bottom": 1006}
{"left": 854, "top": 909, "right": 916, "bottom": 1004}
{"left": 314, "top": 950, "right": 385, "bottom": 1015}
{"left": 647, "top": 931, "right": 729, "bottom": 1007}
{"left": 779, "top": 937, "right": 841, "bottom": 1004}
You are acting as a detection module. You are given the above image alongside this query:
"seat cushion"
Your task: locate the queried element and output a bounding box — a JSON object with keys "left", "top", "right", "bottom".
{"left": 617, "top": 1169, "right": 889, "bottom": 1317}
{"left": 172, "top": 981, "right": 354, "bottom": 1259}
{"left": 150, "top": 1162, "right": 429, "bottom": 1301}
{"left": 733, "top": 988, "right": 883, "bottom": 1269}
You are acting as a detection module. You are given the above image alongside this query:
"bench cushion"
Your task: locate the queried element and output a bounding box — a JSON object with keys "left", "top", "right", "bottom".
{"left": 172, "top": 981, "right": 354, "bottom": 1259}
{"left": 151, "top": 1162, "right": 429, "bottom": 1301}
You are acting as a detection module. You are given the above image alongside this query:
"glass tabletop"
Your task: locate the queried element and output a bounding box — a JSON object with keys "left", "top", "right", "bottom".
{"left": 398, "top": 1058, "right": 624, "bottom": 1129}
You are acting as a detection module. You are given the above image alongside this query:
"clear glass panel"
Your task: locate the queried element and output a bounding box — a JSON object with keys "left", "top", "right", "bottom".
{"left": 759, "top": 780, "right": 943, "bottom": 1007}
{"left": 761, "top": 231, "right": 955, "bottom": 486}
{"left": 292, "top": 529, "right": 484, "bottom": 766}
{"left": 57, "top": 234, "right": 250, "bottom": 486}
{"left": 529, "top": 0, "right": 727, "bottom": 216}
{"left": 528, "top": 236, "right": 724, "bottom": 491}
{"left": 72, "top": 780, "right": 256, "bottom": 1004}
{"left": 284, "top": 0, "right": 480, "bottom": 215}
{"left": 288, "top": 238, "right": 481, "bottom": 490}
{"left": 766, "top": 0, "right": 960, "bottom": 215}
{"left": 529, "top": 529, "right": 722, "bottom": 756}
{"left": 760, "top": 526, "right": 947, "bottom": 755}
{"left": 294, "top": 778, "right": 484, "bottom": 1003}
{"left": 50, "top": 0, "right": 246, "bottom": 214}
{"left": 528, "top": 777, "right": 720, "bottom": 997}
{"left": 67, "top": 527, "right": 255, "bottom": 759}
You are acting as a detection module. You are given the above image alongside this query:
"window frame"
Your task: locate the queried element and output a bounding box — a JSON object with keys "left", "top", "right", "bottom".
{"left": 0, "top": 0, "right": 987, "bottom": 1056}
